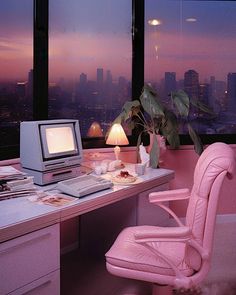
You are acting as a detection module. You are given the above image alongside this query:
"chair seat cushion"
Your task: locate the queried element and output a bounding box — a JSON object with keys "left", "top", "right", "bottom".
{"left": 106, "top": 226, "right": 194, "bottom": 277}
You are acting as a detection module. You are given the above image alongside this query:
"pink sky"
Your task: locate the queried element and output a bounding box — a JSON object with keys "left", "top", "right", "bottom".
{"left": 145, "top": 30, "right": 236, "bottom": 83}
{"left": 1, "top": 30, "right": 236, "bottom": 83}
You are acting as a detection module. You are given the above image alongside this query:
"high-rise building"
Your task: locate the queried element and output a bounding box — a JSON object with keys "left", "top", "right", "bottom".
{"left": 199, "top": 83, "right": 209, "bottom": 106}
{"left": 164, "top": 72, "right": 176, "bottom": 96}
{"left": 106, "top": 70, "right": 112, "bottom": 85}
{"left": 184, "top": 70, "right": 199, "bottom": 101}
{"left": 184, "top": 70, "right": 199, "bottom": 117}
{"left": 227, "top": 72, "right": 236, "bottom": 111}
{"left": 97, "top": 68, "right": 103, "bottom": 86}
{"left": 80, "top": 72, "right": 87, "bottom": 86}
{"left": 209, "top": 76, "right": 226, "bottom": 113}
{"left": 16, "top": 82, "right": 27, "bottom": 99}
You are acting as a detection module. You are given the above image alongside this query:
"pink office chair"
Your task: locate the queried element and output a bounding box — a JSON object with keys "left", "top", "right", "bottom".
{"left": 105, "top": 142, "right": 235, "bottom": 294}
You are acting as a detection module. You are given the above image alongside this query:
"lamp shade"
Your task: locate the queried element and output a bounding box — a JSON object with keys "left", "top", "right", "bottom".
{"left": 106, "top": 123, "right": 129, "bottom": 146}
{"left": 87, "top": 121, "right": 103, "bottom": 137}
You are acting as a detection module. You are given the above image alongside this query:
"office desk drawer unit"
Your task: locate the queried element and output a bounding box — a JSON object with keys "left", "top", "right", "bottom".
{"left": 0, "top": 224, "right": 60, "bottom": 295}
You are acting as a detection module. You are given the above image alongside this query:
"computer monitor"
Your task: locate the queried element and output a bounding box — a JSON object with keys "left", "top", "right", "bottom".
{"left": 20, "top": 119, "right": 83, "bottom": 185}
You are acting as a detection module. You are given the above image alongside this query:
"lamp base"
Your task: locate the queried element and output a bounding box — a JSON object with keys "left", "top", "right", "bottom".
{"left": 114, "top": 145, "right": 121, "bottom": 160}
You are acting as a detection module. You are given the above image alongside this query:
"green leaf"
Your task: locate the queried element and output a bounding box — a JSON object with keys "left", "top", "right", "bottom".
{"left": 171, "top": 90, "right": 190, "bottom": 117}
{"left": 190, "top": 98, "right": 215, "bottom": 115}
{"left": 127, "top": 120, "right": 136, "bottom": 130}
{"left": 149, "top": 134, "right": 160, "bottom": 168}
{"left": 166, "top": 129, "right": 180, "bottom": 149}
{"left": 122, "top": 100, "right": 140, "bottom": 113}
{"left": 136, "top": 133, "right": 143, "bottom": 163}
{"left": 122, "top": 100, "right": 141, "bottom": 121}
{"left": 112, "top": 100, "right": 141, "bottom": 125}
{"left": 160, "top": 110, "right": 180, "bottom": 149}
{"left": 140, "top": 84, "right": 164, "bottom": 119}
{"left": 187, "top": 123, "right": 203, "bottom": 155}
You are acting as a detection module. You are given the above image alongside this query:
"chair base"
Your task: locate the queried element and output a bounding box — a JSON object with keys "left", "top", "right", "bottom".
{"left": 152, "top": 284, "right": 173, "bottom": 295}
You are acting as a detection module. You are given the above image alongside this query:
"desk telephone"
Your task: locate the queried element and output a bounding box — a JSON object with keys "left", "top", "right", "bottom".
{"left": 57, "top": 174, "right": 113, "bottom": 198}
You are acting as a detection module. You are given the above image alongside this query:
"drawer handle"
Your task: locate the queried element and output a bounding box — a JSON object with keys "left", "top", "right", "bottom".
{"left": 0, "top": 233, "right": 51, "bottom": 255}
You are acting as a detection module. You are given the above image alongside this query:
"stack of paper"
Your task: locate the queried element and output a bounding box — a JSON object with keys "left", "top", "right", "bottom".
{"left": 0, "top": 166, "right": 37, "bottom": 201}
{"left": 0, "top": 165, "right": 26, "bottom": 180}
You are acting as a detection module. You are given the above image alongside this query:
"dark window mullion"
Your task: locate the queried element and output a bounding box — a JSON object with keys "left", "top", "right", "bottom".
{"left": 132, "top": 0, "right": 144, "bottom": 100}
{"left": 33, "top": 0, "right": 48, "bottom": 120}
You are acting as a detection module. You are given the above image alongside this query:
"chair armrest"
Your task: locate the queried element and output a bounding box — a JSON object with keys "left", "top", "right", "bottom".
{"left": 149, "top": 188, "right": 190, "bottom": 203}
{"left": 188, "top": 239, "right": 210, "bottom": 260}
{"left": 134, "top": 226, "right": 194, "bottom": 289}
{"left": 134, "top": 226, "right": 191, "bottom": 243}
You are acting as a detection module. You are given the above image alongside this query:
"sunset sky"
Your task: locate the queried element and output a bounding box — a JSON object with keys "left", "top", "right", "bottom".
{"left": 0, "top": 0, "right": 236, "bottom": 83}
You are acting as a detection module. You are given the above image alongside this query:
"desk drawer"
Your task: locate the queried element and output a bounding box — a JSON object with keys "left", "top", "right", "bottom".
{"left": 0, "top": 224, "right": 60, "bottom": 295}
{"left": 8, "top": 270, "right": 60, "bottom": 295}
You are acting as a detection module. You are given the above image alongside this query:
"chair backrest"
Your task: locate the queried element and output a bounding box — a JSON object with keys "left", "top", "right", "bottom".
{"left": 185, "top": 142, "right": 235, "bottom": 270}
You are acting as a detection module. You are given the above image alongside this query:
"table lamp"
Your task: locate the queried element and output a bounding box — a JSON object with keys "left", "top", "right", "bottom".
{"left": 106, "top": 123, "right": 129, "bottom": 160}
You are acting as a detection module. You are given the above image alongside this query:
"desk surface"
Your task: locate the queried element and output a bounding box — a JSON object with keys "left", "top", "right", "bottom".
{"left": 0, "top": 167, "right": 174, "bottom": 243}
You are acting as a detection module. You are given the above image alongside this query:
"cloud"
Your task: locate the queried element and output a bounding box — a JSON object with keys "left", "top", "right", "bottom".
{"left": 0, "top": 43, "right": 19, "bottom": 52}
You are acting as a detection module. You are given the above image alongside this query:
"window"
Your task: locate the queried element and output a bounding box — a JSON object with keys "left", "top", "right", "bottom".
{"left": 0, "top": 0, "right": 33, "bottom": 159}
{"left": 145, "top": 0, "right": 236, "bottom": 137}
{"left": 49, "top": 0, "right": 132, "bottom": 138}
{"left": 1, "top": 0, "right": 236, "bottom": 160}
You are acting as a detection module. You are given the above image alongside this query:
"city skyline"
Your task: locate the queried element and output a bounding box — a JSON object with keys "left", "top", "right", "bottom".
{"left": 1, "top": 63, "right": 236, "bottom": 157}
{"left": 1, "top": 65, "right": 235, "bottom": 112}
{"left": 1, "top": 65, "right": 233, "bottom": 88}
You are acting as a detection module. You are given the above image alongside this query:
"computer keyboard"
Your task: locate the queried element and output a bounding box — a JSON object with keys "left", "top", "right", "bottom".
{"left": 57, "top": 174, "right": 113, "bottom": 198}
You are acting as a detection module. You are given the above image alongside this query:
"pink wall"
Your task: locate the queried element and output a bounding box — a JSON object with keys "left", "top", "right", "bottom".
{"left": 160, "top": 145, "right": 236, "bottom": 216}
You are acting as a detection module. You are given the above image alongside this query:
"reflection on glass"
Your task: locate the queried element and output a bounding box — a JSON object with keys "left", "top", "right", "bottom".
{"left": 0, "top": 0, "right": 33, "bottom": 154}
{"left": 145, "top": 0, "right": 236, "bottom": 135}
{"left": 49, "top": 0, "right": 132, "bottom": 137}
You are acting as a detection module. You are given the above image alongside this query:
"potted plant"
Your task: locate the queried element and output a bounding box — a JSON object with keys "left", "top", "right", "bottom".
{"left": 111, "top": 83, "right": 213, "bottom": 168}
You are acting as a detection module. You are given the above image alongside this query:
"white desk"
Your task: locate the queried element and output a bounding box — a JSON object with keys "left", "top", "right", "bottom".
{"left": 0, "top": 167, "right": 174, "bottom": 295}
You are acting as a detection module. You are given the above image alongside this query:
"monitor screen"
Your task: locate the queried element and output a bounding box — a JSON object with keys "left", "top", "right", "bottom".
{"left": 46, "top": 126, "right": 75, "bottom": 154}
{"left": 40, "top": 122, "right": 79, "bottom": 160}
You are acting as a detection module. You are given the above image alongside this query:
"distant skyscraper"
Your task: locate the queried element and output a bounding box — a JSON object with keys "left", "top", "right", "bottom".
{"left": 227, "top": 72, "right": 236, "bottom": 111}
{"left": 184, "top": 70, "right": 199, "bottom": 101}
{"left": 76, "top": 72, "right": 88, "bottom": 104}
{"left": 16, "top": 82, "right": 27, "bottom": 99}
{"left": 215, "top": 80, "right": 227, "bottom": 112}
{"left": 184, "top": 70, "right": 199, "bottom": 116}
{"left": 79, "top": 72, "right": 87, "bottom": 86}
{"left": 164, "top": 72, "right": 176, "bottom": 96}
{"left": 106, "top": 70, "right": 112, "bottom": 85}
{"left": 97, "top": 68, "right": 103, "bottom": 86}
{"left": 199, "top": 83, "right": 209, "bottom": 106}
{"left": 209, "top": 76, "right": 226, "bottom": 113}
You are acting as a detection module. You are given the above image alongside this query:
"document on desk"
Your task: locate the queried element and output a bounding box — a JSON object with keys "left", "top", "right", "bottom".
{"left": 28, "top": 193, "right": 77, "bottom": 207}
